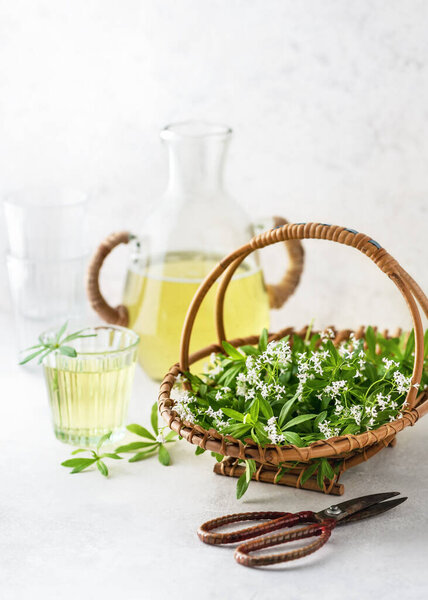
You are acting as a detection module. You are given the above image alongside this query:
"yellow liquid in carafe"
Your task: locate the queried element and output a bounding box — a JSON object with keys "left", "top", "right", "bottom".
{"left": 123, "top": 252, "right": 270, "bottom": 380}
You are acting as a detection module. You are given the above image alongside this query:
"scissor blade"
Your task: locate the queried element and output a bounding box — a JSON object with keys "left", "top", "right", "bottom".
{"left": 316, "top": 491, "right": 401, "bottom": 522}
{"left": 340, "top": 496, "right": 407, "bottom": 524}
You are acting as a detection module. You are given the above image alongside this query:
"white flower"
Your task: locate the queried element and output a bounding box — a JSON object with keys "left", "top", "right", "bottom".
{"left": 236, "top": 382, "right": 247, "bottom": 396}
{"left": 393, "top": 370, "right": 412, "bottom": 395}
{"left": 156, "top": 433, "right": 165, "bottom": 443}
{"left": 318, "top": 420, "right": 340, "bottom": 438}
{"left": 324, "top": 380, "right": 348, "bottom": 399}
{"left": 349, "top": 406, "right": 362, "bottom": 426}
{"left": 237, "top": 373, "right": 246, "bottom": 383}
{"left": 215, "top": 390, "right": 223, "bottom": 401}
{"left": 245, "top": 388, "right": 256, "bottom": 400}
{"left": 170, "top": 387, "right": 195, "bottom": 423}
{"left": 383, "top": 357, "right": 399, "bottom": 371}
{"left": 264, "top": 416, "right": 285, "bottom": 444}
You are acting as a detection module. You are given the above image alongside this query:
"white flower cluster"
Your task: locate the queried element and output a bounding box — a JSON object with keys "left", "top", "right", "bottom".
{"left": 170, "top": 387, "right": 195, "bottom": 423}
{"left": 318, "top": 419, "right": 340, "bottom": 438}
{"left": 205, "top": 406, "right": 228, "bottom": 428}
{"left": 392, "top": 370, "right": 413, "bottom": 395}
{"left": 231, "top": 340, "right": 293, "bottom": 404}
{"left": 264, "top": 416, "right": 285, "bottom": 444}
{"left": 383, "top": 357, "right": 399, "bottom": 371}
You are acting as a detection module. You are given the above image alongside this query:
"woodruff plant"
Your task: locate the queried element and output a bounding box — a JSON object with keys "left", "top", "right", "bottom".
{"left": 172, "top": 327, "right": 428, "bottom": 498}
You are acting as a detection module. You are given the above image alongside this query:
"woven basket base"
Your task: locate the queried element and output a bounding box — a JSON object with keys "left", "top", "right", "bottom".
{"left": 213, "top": 436, "right": 397, "bottom": 496}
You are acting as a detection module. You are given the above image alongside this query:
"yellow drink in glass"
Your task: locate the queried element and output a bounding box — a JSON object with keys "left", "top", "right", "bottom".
{"left": 42, "top": 326, "right": 139, "bottom": 446}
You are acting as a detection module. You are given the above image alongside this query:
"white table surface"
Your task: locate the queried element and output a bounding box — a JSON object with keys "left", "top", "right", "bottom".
{"left": 1, "top": 312, "right": 427, "bottom": 600}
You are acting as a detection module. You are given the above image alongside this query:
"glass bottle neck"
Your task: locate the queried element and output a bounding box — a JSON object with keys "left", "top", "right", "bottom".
{"left": 162, "top": 122, "right": 231, "bottom": 199}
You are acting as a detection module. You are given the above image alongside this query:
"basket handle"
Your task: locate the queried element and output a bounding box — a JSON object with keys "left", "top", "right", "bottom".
{"left": 85, "top": 217, "right": 304, "bottom": 327}
{"left": 86, "top": 231, "right": 130, "bottom": 326}
{"left": 179, "top": 222, "right": 427, "bottom": 411}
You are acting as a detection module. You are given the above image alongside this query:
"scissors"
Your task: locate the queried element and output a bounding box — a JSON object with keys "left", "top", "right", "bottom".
{"left": 198, "top": 492, "right": 407, "bottom": 568}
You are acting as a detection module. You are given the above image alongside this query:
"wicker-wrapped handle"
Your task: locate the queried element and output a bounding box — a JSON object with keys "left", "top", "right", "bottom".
{"left": 234, "top": 515, "right": 333, "bottom": 568}
{"left": 86, "top": 231, "right": 130, "bottom": 326}
{"left": 198, "top": 511, "right": 294, "bottom": 545}
{"left": 85, "top": 219, "right": 304, "bottom": 326}
{"left": 180, "top": 222, "right": 428, "bottom": 411}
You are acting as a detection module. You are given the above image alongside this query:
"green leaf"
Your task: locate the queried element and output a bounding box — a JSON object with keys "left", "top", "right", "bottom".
{"left": 240, "top": 345, "right": 259, "bottom": 356}
{"left": 164, "top": 431, "right": 177, "bottom": 442}
{"left": 283, "top": 414, "right": 317, "bottom": 430}
{"left": 221, "top": 408, "right": 245, "bottom": 422}
{"left": 194, "top": 446, "right": 205, "bottom": 456}
{"left": 245, "top": 459, "right": 257, "bottom": 483}
{"left": 151, "top": 403, "right": 159, "bottom": 435}
{"left": 211, "top": 452, "right": 224, "bottom": 462}
{"left": 404, "top": 330, "right": 415, "bottom": 361}
{"left": 249, "top": 398, "right": 260, "bottom": 423}
{"left": 259, "top": 395, "right": 274, "bottom": 419}
{"left": 222, "top": 423, "right": 252, "bottom": 438}
{"left": 71, "top": 448, "right": 89, "bottom": 455}
{"left": 55, "top": 321, "right": 69, "bottom": 344}
{"left": 96, "top": 460, "right": 109, "bottom": 477}
{"left": 115, "top": 441, "right": 157, "bottom": 453}
{"left": 236, "top": 471, "right": 250, "bottom": 499}
{"left": 18, "top": 347, "right": 45, "bottom": 365}
{"left": 281, "top": 431, "right": 304, "bottom": 446}
{"left": 278, "top": 396, "right": 297, "bottom": 428}
{"left": 258, "top": 328, "right": 268, "bottom": 353}
{"left": 158, "top": 444, "right": 170, "bottom": 466}
{"left": 314, "top": 411, "right": 328, "bottom": 430}
{"left": 62, "top": 330, "right": 96, "bottom": 343}
{"left": 96, "top": 431, "right": 112, "bottom": 451}
{"left": 61, "top": 458, "right": 97, "bottom": 473}
{"left": 366, "top": 326, "right": 377, "bottom": 361}
{"left": 128, "top": 449, "right": 157, "bottom": 462}
{"left": 126, "top": 424, "right": 156, "bottom": 441}
{"left": 100, "top": 453, "right": 122, "bottom": 460}
{"left": 59, "top": 345, "right": 78, "bottom": 357}
{"left": 221, "top": 341, "right": 245, "bottom": 360}
{"left": 301, "top": 462, "right": 318, "bottom": 485}
{"left": 317, "top": 466, "right": 325, "bottom": 490}
{"left": 321, "top": 459, "right": 335, "bottom": 480}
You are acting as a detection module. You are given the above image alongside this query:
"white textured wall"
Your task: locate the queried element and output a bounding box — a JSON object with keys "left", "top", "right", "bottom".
{"left": 0, "top": 0, "right": 427, "bottom": 333}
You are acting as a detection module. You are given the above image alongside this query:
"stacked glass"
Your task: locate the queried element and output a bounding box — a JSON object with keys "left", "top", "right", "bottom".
{"left": 3, "top": 188, "right": 89, "bottom": 351}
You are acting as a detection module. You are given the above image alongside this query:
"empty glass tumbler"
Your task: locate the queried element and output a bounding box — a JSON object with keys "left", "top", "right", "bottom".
{"left": 3, "top": 188, "right": 89, "bottom": 350}
{"left": 42, "top": 325, "right": 139, "bottom": 446}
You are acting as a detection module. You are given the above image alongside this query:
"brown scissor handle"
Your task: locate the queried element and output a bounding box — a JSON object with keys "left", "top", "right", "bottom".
{"left": 86, "top": 231, "right": 130, "bottom": 326}
{"left": 198, "top": 511, "right": 295, "bottom": 545}
{"left": 234, "top": 514, "right": 336, "bottom": 568}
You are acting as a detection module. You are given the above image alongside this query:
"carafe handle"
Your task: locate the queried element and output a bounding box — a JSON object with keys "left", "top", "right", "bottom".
{"left": 86, "top": 218, "right": 305, "bottom": 326}
{"left": 86, "top": 231, "right": 130, "bottom": 326}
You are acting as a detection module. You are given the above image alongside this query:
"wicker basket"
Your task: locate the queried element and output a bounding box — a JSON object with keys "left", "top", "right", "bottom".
{"left": 159, "top": 222, "right": 428, "bottom": 495}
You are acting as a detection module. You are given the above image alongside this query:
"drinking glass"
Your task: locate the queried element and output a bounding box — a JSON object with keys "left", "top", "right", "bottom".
{"left": 3, "top": 188, "right": 88, "bottom": 260}
{"left": 7, "top": 254, "right": 88, "bottom": 349}
{"left": 3, "top": 188, "right": 89, "bottom": 351}
{"left": 42, "top": 325, "right": 139, "bottom": 446}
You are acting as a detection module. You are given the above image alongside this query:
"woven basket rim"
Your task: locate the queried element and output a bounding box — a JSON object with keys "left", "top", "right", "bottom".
{"left": 158, "top": 326, "right": 427, "bottom": 465}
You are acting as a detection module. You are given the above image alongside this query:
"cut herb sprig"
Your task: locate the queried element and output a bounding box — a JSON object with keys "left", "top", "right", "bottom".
{"left": 61, "top": 403, "right": 178, "bottom": 476}
{"left": 19, "top": 321, "right": 97, "bottom": 365}
{"left": 116, "top": 402, "right": 177, "bottom": 465}
{"left": 61, "top": 432, "right": 122, "bottom": 477}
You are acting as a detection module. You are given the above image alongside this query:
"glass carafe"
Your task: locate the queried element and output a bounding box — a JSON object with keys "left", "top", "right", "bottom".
{"left": 87, "top": 121, "right": 303, "bottom": 380}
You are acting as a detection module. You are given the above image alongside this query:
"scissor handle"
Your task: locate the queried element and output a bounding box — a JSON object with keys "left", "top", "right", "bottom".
{"left": 234, "top": 514, "right": 336, "bottom": 568}
{"left": 198, "top": 511, "right": 299, "bottom": 545}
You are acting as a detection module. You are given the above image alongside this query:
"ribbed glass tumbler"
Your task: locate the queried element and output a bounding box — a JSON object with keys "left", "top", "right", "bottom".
{"left": 42, "top": 326, "right": 139, "bottom": 446}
